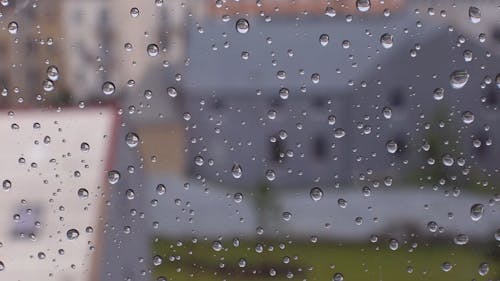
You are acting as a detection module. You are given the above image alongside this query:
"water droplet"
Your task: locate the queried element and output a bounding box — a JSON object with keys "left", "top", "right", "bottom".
{"left": 433, "top": 87, "right": 445, "bottom": 100}
{"left": 77, "top": 188, "right": 89, "bottom": 199}
{"left": 153, "top": 255, "right": 163, "bottom": 266}
{"left": 496, "top": 74, "right": 500, "bottom": 89}
{"left": 80, "top": 142, "right": 90, "bottom": 152}
{"left": 311, "top": 73, "right": 320, "bottom": 84}
{"left": 0, "top": 261, "right": 4, "bottom": 271}
{"left": 236, "top": 19, "right": 249, "bottom": 34}
{"left": 427, "top": 221, "right": 438, "bottom": 232}
{"left": 332, "top": 272, "right": 344, "bottom": 281}
{"left": 102, "top": 81, "right": 115, "bottom": 95}
{"left": 328, "top": 115, "right": 336, "bottom": 125}
{"left": 238, "top": 258, "right": 247, "bottom": 268}
{"left": 8, "top": 21, "right": 18, "bottom": 34}
{"left": 130, "top": 7, "right": 140, "bottom": 18}
{"left": 279, "top": 88, "right": 289, "bottom": 100}
{"left": 450, "top": 70, "right": 469, "bottom": 89}
{"left": 282, "top": 211, "right": 292, "bottom": 221}
{"left": 461, "top": 111, "right": 474, "bottom": 124}
{"left": 382, "top": 107, "right": 392, "bottom": 119}
{"left": 156, "top": 184, "right": 166, "bottom": 195}
{"left": 463, "top": 50, "right": 473, "bottom": 62}
{"left": 43, "top": 79, "right": 55, "bottom": 92}
{"left": 107, "top": 170, "right": 120, "bottom": 184}
{"left": 125, "top": 132, "right": 140, "bottom": 148}
{"left": 231, "top": 164, "right": 242, "bottom": 179}
{"left": 265, "top": 169, "right": 276, "bottom": 181}
{"left": 337, "top": 198, "right": 347, "bottom": 208}
{"left": 167, "top": 87, "right": 178, "bottom": 98}
{"left": 470, "top": 204, "right": 484, "bottom": 221}
{"left": 233, "top": 192, "right": 243, "bottom": 203}
{"left": 324, "top": 7, "right": 336, "bottom": 18}
{"left": 356, "top": 0, "right": 371, "bottom": 12}
{"left": 66, "top": 229, "right": 79, "bottom": 240}
{"left": 441, "top": 154, "right": 454, "bottom": 167}
{"left": 478, "top": 263, "right": 489, "bottom": 276}
{"left": 441, "top": 262, "right": 453, "bottom": 272}
{"left": 334, "top": 128, "right": 345, "bottom": 139}
{"left": 454, "top": 234, "right": 469, "bottom": 245}
{"left": 495, "top": 229, "right": 500, "bottom": 241}
{"left": 386, "top": 140, "right": 398, "bottom": 154}
{"left": 2, "top": 180, "right": 11, "bottom": 191}
{"left": 47, "top": 65, "right": 59, "bottom": 81}
{"left": 126, "top": 189, "right": 135, "bottom": 200}
{"left": 194, "top": 155, "right": 204, "bottom": 166}
{"left": 389, "top": 239, "right": 399, "bottom": 250}
{"left": 147, "top": 44, "right": 159, "bottom": 57}
{"left": 380, "top": 33, "right": 394, "bottom": 49}
{"left": 319, "top": 34, "right": 329, "bottom": 46}
{"left": 310, "top": 187, "right": 323, "bottom": 202}
{"left": 212, "top": 241, "right": 222, "bottom": 251}
{"left": 468, "top": 6, "right": 481, "bottom": 23}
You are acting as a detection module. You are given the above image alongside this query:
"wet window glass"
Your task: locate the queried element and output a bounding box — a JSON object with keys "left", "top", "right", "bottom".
{"left": 0, "top": 0, "right": 499, "bottom": 281}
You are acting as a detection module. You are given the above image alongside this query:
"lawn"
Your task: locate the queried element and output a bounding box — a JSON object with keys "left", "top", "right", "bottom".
{"left": 152, "top": 237, "right": 499, "bottom": 281}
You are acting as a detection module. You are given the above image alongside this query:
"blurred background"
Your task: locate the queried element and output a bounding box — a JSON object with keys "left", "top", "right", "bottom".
{"left": 0, "top": 0, "right": 499, "bottom": 280}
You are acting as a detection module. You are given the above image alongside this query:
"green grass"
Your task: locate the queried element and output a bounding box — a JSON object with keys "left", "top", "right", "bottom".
{"left": 152, "top": 238, "right": 500, "bottom": 281}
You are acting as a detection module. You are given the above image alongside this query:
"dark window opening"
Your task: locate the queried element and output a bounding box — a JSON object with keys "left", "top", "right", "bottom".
{"left": 312, "top": 135, "right": 328, "bottom": 160}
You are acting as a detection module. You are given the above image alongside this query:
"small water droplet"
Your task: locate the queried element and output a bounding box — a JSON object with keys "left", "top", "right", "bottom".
{"left": 450, "top": 70, "right": 469, "bottom": 89}
{"left": 389, "top": 239, "right": 399, "bottom": 250}
{"left": 265, "top": 169, "right": 276, "bottom": 181}
{"left": 310, "top": 187, "right": 323, "bottom": 202}
{"left": 380, "top": 33, "right": 394, "bottom": 49}
{"left": 461, "top": 111, "right": 474, "bottom": 124}
{"left": 470, "top": 204, "right": 484, "bottom": 221}
{"left": 441, "top": 154, "right": 454, "bottom": 167}
{"left": 469, "top": 6, "right": 481, "bottom": 23}
{"left": 441, "top": 262, "right": 453, "bottom": 272}
{"left": 125, "top": 132, "right": 140, "bottom": 148}
{"left": 332, "top": 272, "right": 344, "bottom": 281}
{"left": 152, "top": 255, "right": 163, "bottom": 266}
{"left": 66, "top": 229, "right": 79, "bottom": 240}
{"left": 319, "top": 34, "right": 330, "bottom": 46}
{"left": 478, "top": 263, "right": 489, "bottom": 276}
{"left": 2, "top": 180, "right": 11, "bottom": 191}
{"left": 77, "top": 188, "right": 89, "bottom": 199}
{"left": 80, "top": 142, "right": 90, "bottom": 152}
{"left": 130, "top": 7, "right": 140, "bottom": 18}
{"left": 231, "top": 164, "right": 242, "bottom": 179}
{"left": 454, "top": 234, "right": 469, "bottom": 245}
{"left": 236, "top": 19, "right": 249, "bottom": 34}
{"left": 194, "top": 155, "right": 204, "bottom": 166}
{"left": 167, "top": 87, "right": 178, "bottom": 98}
{"left": 233, "top": 192, "right": 243, "bottom": 203}
{"left": 147, "top": 44, "right": 159, "bottom": 57}
{"left": 386, "top": 140, "right": 398, "bottom": 154}
{"left": 102, "top": 81, "right": 115, "bottom": 95}
{"left": 356, "top": 0, "right": 371, "bottom": 12}
{"left": 212, "top": 241, "right": 222, "bottom": 251}
{"left": 433, "top": 87, "right": 445, "bottom": 100}
{"left": 8, "top": 21, "right": 18, "bottom": 34}
{"left": 107, "top": 170, "right": 120, "bottom": 184}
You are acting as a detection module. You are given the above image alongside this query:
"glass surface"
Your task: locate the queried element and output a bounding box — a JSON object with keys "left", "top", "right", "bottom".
{"left": 0, "top": 0, "right": 499, "bottom": 280}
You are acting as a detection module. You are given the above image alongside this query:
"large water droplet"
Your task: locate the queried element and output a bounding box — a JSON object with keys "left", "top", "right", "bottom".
{"left": 310, "top": 187, "right": 323, "bottom": 202}
{"left": 356, "top": 0, "right": 371, "bottom": 12}
{"left": 380, "top": 33, "right": 394, "bottom": 49}
{"left": 102, "top": 81, "right": 115, "bottom": 95}
{"left": 450, "top": 70, "right": 469, "bottom": 89}
{"left": 236, "top": 19, "right": 249, "bottom": 34}
{"left": 470, "top": 204, "right": 484, "bottom": 221}
{"left": 468, "top": 6, "right": 481, "bottom": 23}
{"left": 66, "top": 228, "right": 79, "bottom": 240}
{"left": 231, "top": 164, "right": 242, "bottom": 179}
